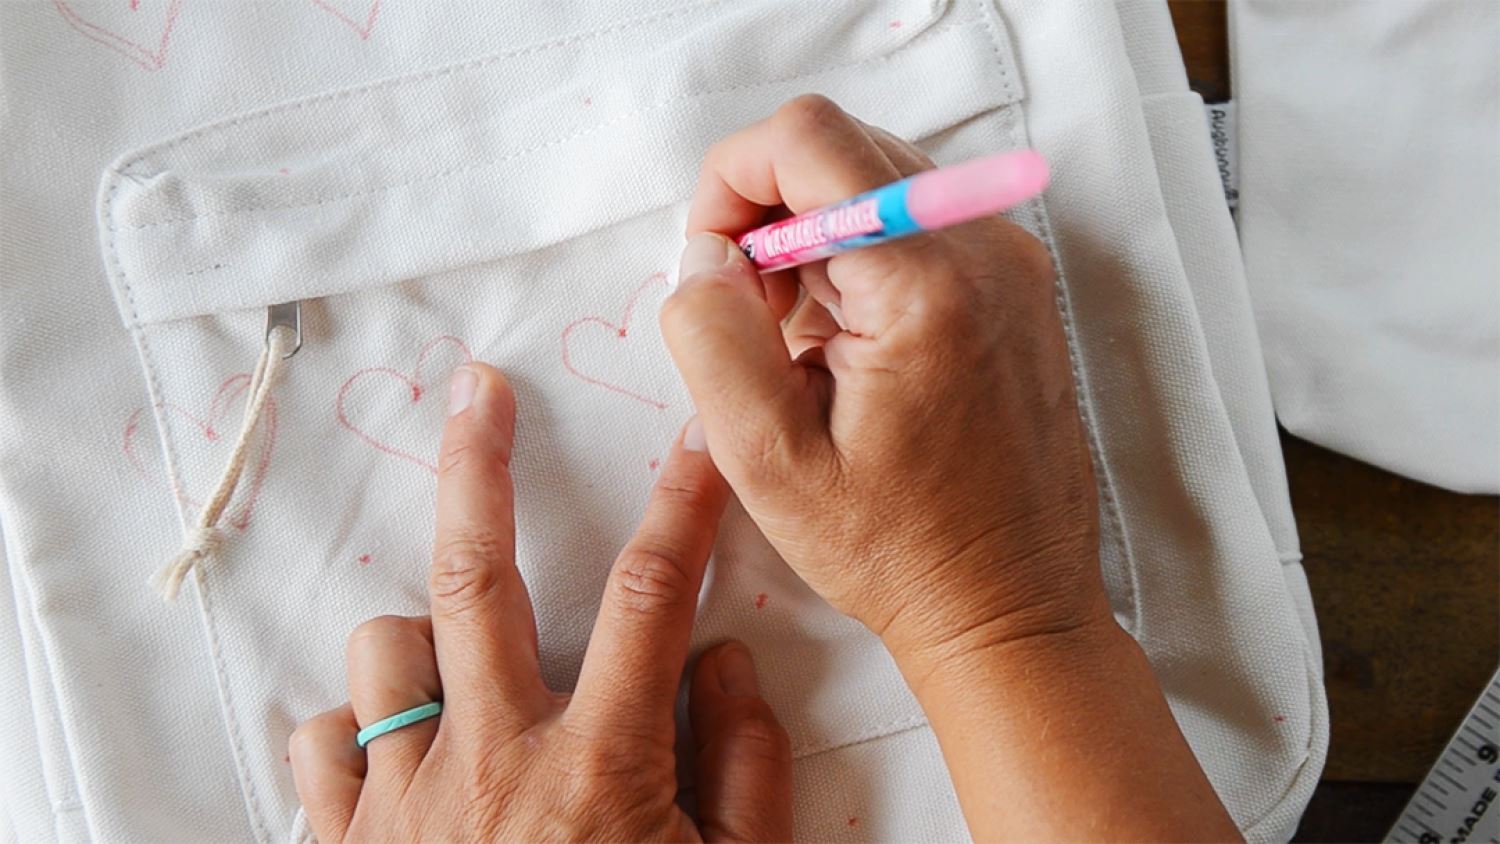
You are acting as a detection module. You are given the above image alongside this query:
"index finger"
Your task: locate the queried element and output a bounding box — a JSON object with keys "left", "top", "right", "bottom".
{"left": 686, "top": 94, "right": 902, "bottom": 237}
{"left": 568, "top": 420, "right": 730, "bottom": 739}
{"left": 428, "top": 364, "right": 552, "bottom": 735}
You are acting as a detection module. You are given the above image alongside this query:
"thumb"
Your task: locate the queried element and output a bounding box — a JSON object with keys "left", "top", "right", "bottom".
{"left": 660, "top": 233, "right": 830, "bottom": 484}
{"left": 690, "top": 642, "right": 794, "bottom": 843}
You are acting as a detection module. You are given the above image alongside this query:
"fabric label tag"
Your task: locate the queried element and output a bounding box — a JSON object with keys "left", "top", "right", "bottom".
{"left": 1205, "top": 100, "right": 1238, "bottom": 210}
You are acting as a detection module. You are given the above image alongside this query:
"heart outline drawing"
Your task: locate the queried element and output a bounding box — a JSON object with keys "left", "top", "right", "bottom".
{"left": 336, "top": 335, "right": 473, "bottom": 474}
{"left": 53, "top": 0, "right": 183, "bottom": 71}
{"left": 310, "top": 0, "right": 381, "bottom": 40}
{"left": 122, "top": 373, "right": 278, "bottom": 530}
{"left": 561, "top": 272, "right": 671, "bottom": 410}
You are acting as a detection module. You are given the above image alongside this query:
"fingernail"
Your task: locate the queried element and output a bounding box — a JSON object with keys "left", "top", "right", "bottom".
{"left": 448, "top": 366, "right": 478, "bottom": 417}
{"left": 677, "top": 233, "right": 733, "bottom": 286}
{"left": 717, "top": 644, "right": 758, "bottom": 697}
{"left": 682, "top": 416, "right": 707, "bottom": 452}
{"left": 824, "top": 300, "right": 849, "bottom": 331}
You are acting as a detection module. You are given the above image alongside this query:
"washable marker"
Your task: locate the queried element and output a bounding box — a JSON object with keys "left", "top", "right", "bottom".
{"left": 737, "top": 149, "right": 1050, "bottom": 272}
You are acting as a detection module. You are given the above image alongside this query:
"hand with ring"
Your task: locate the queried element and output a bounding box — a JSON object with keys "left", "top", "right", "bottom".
{"left": 288, "top": 364, "right": 792, "bottom": 842}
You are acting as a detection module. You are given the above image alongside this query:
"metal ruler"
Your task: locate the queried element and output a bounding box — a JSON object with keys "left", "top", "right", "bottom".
{"left": 1386, "top": 666, "right": 1500, "bottom": 844}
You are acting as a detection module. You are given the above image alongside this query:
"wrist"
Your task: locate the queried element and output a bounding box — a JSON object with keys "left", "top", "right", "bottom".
{"left": 880, "top": 582, "right": 1121, "bottom": 700}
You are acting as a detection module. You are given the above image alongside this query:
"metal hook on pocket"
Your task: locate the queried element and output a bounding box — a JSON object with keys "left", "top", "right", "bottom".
{"left": 266, "top": 301, "right": 302, "bottom": 359}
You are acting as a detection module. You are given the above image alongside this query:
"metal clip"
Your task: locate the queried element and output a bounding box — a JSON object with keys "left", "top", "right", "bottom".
{"left": 265, "top": 301, "right": 302, "bottom": 359}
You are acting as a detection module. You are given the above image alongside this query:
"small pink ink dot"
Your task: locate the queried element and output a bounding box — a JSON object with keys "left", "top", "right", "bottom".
{"left": 277, "top": 167, "right": 290, "bottom": 175}
{"left": 358, "top": 554, "right": 371, "bottom": 565}
{"left": 754, "top": 592, "right": 768, "bottom": 610}
{"left": 129, "top": 0, "right": 140, "bottom": 10}
{"left": 889, "top": 19, "right": 902, "bottom": 28}
{"left": 1273, "top": 715, "right": 1286, "bottom": 723}
{"left": 617, "top": 328, "right": 627, "bottom": 338}
{"left": 847, "top": 817, "right": 859, "bottom": 827}
{"left": 582, "top": 96, "right": 593, "bottom": 106}
{"left": 648, "top": 458, "right": 661, "bottom": 471}
{"left": 410, "top": 385, "right": 423, "bottom": 402}
{"left": 282, "top": 754, "right": 290, "bottom": 763}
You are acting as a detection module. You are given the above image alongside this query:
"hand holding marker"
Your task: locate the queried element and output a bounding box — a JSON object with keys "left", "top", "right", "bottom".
{"left": 736, "top": 149, "right": 1050, "bottom": 271}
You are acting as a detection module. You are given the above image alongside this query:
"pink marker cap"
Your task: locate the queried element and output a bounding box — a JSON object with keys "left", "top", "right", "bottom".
{"left": 906, "top": 149, "right": 1050, "bottom": 230}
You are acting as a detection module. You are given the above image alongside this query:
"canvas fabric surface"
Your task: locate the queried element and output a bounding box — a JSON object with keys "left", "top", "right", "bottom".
{"left": 1231, "top": 0, "right": 1500, "bottom": 493}
{"left": 0, "top": 1, "right": 1324, "bottom": 840}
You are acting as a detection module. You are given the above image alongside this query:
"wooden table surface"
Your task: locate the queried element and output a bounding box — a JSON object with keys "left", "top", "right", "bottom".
{"left": 1164, "top": 3, "right": 1500, "bottom": 840}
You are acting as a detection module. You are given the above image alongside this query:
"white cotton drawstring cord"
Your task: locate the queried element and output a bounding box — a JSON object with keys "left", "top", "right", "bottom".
{"left": 153, "top": 325, "right": 294, "bottom": 601}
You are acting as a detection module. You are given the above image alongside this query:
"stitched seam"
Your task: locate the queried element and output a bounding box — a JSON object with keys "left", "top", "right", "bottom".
{"left": 975, "top": 0, "right": 1139, "bottom": 633}
{"left": 1240, "top": 642, "right": 1327, "bottom": 834}
{"left": 121, "top": 21, "right": 976, "bottom": 229}
{"left": 119, "top": 0, "right": 729, "bottom": 177}
{"left": 195, "top": 569, "right": 273, "bottom": 844}
{"left": 4, "top": 542, "right": 93, "bottom": 836}
{"left": 791, "top": 713, "right": 929, "bottom": 760}
{"left": 102, "top": 168, "right": 272, "bottom": 843}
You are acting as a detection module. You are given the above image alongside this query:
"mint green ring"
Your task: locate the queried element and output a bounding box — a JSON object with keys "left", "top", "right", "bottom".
{"left": 356, "top": 701, "right": 443, "bottom": 748}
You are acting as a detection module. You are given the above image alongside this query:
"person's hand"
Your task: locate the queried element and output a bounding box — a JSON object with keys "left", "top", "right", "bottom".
{"left": 660, "top": 95, "right": 1108, "bottom": 677}
{"left": 289, "top": 364, "right": 791, "bottom": 842}
{"left": 661, "top": 96, "right": 1240, "bottom": 843}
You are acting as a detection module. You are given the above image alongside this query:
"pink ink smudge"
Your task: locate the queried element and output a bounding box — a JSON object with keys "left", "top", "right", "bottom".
{"left": 754, "top": 593, "right": 768, "bottom": 610}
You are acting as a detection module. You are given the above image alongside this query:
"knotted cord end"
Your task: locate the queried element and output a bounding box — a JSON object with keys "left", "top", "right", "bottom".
{"left": 152, "top": 526, "right": 224, "bottom": 602}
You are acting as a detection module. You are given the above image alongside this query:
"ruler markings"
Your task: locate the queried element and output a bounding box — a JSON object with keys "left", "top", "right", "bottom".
{"left": 1437, "top": 770, "right": 1465, "bottom": 791}
{"left": 1386, "top": 667, "right": 1500, "bottom": 843}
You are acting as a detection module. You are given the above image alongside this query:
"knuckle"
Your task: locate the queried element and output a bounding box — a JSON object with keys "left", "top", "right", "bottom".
{"left": 286, "top": 721, "right": 321, "bottom": 761}
{"left": 609, "top": 549, "right": 695, "bottom": 616}
{"left": 436, "top": 439, "right": 484, "bottom": 477}
{"left": 1005, "top": 229, "right": 1056, "bottom": 287}
{"left": 726, "top": 710, "right": 793, "bottom": 763}
{"left": 776, "top": 94, "right": 848, "bottom": 137}
{"left": 347, "top": 614, "right": 414, "bottom": 653}
{"left": 651, "top": 479, "right": 716, "bottom": 524}
{"left": 738, "top": 423, "right": 798, "bottom": 483}
{"left": 658, "top": 288, "right": 697, "bottom": 334}
{"left": 429, "top": 536, "right": 506, "bottom": 612}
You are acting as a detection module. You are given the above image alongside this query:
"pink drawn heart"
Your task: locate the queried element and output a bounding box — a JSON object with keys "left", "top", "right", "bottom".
{"left": 336, "top": 335, "right": 473, "bottom": 474}
{"left": 53, "top": 0, "right": 182, "bottom": 71}
{"left": 122, "top": 373, "right": 278, "bottom": 530}
{"left": 562, "top": 272, "right": 672, "bottom": 410}
{"left": 310, "top": 0, "right": 381, "bottom": 39}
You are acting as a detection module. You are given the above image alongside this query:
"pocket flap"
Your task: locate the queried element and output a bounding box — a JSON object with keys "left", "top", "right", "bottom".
{"left": 100, "top": 0, "right": 1023, "bottom": 327}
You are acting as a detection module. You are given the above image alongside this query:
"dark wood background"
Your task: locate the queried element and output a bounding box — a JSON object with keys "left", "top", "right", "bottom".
{"left": 1164, "top": 3, "right": 1500, "bottom": 840}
